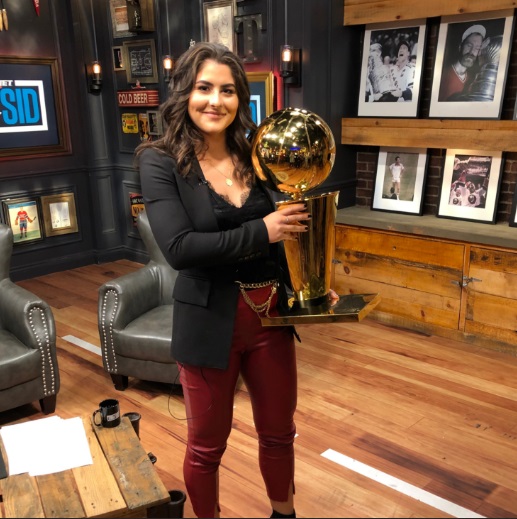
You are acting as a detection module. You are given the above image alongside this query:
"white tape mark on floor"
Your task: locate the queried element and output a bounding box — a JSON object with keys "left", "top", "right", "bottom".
{"left": 321, "top": 449, "right": 485, "bottom": 518}
{"left": 62, "top": 335, "right": 102, "bottom": 356}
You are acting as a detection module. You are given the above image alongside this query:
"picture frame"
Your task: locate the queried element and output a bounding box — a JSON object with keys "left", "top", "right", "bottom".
{"left": 123, "top": 39, "right": 158, "bottom": 84}
{"left": 1, "top": 197, "right": 43, "bottom": 244}
{"left": 109, "top": 0, "right": 134, "bottom": 39}
{"left": 246, "top": 71, "right": 274, "bottom": 125}
{"left": 372, "top": 147, "right": 429, "bottom": 215}
{"left": 40, "top": 192, "right": 78, "bottom": 237}
{"left": 509, "top": 185, "right": 517, "bottom": 228}
{"left": 112, "top": 46, "right": 125, "bottom": 71}
{"left": 437, "top": 149, "right": 504, "bottom": 224}
{"left": 357, "top": 19, "right": 427, "bottom": 118}
{"left": 0, "top": 57, "right": 71, "bottom": 160}
{"left": 146, "top": 110, "right": 163, "bottom": 136}
{"left": 203, "top": 0, "right": 237, "bottom": 53}
{"left": 429, "top": 10, "right": 514, "bottom": 119}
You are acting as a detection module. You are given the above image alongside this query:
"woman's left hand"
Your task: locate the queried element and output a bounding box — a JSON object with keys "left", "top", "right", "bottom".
{"left": 328, "top": 289, "right": 340, "bottom": 307}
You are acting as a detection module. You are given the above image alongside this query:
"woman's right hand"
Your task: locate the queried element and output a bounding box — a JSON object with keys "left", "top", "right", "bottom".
{"left": 263, "top": 203, "right": 310, "bottom": 243}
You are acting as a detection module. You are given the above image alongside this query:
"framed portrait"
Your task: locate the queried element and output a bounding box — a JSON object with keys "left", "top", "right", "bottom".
{"left": 0, "top": 57, "right": 70, "bottom": 160}
{"left": 112, "top": 46, "right": 125, "bottom": 71}
{"left": 372, "top": 147, "right": 428, "bottom": 215}
{"left": 247, "top": 71, "right": 274, "bottom": 125}
{"left": 358, "top": 19, "right": 427, "bottom": 118}
{"left": 109, "top": 0, "right": 134, "bottom": 38}
{"left": 1, "top": 197, "right": 43, "bottom": 244}
{"left": 203, "top": 0, "right": 237, "bottom": 53}
{"left": 40, "top": 193, "right": 78, "bottom": 237}
{"left": 147, "top": 110, "right": 163, "bottom": 136}
{"left": 429, "top": 10, "right": 514, "bottom": 119}
{"left": 123, "top": 39, "right": 158, "bottom": 84}
{"left": 510, "top": 185, "right": 517, "bottom": 228}
{"left": 437, "top": 149, "right": 504, "bottom": 224}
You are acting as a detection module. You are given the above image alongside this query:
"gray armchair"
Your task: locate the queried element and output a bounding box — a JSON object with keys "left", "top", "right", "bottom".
{"left": 98, "top": 211, "right": 179, "bottom": 391}
{"left": 0, "top": 224, "right": 60, "bottom": 414}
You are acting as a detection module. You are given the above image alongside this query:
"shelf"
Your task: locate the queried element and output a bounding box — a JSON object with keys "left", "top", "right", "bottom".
{"left": 336, "top": 205, "right": 517, "bottom": 251}
{"left": 343, "top": 0, "right": 517, "bottom": 26}
{"left": 341, "top": 118, "right": 517, "bottom": 151}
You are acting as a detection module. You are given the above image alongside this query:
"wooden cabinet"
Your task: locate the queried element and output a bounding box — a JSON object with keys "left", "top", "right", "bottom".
{"left": 465, "top": 247, "right": 517, "bottom": 350}
{"left": 335, "top": 224, "right": 517, "bottom": 353}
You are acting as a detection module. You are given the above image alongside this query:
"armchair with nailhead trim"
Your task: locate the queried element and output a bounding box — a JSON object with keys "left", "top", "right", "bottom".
{"left": 0, "top": 224, "right": 60, "bottom": 415}
{"left": 98, "top": 211, "right": 179, "bottom": 391}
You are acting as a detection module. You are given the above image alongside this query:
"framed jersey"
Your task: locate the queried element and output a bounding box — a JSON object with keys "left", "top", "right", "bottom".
{"left": 1, "top": 197, "right": 43, "bottom": 244}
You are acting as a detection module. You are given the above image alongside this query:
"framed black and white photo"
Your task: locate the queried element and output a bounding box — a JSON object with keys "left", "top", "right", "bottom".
{"left": 203, "top": 0, "right": 237, "bottom": 53}
{"left": 40, "top": 192, "right": 78, "bottom": 237}
{"left": 358, "top": 19, "right": 427, "bottom": 118}
{"left": 1, "top": 197, "right": 43, "bottom": 244}
{"left": 510, "top": 185, "right": 517, "bottom": 227}
{"left": 372, "top": 147, "right": 428, "bottom": 215}
{"left": 429, "top": 10, "right": 514, "bottom": 119}
{"left": 147, "top": 110, "right": 163, "bottom": 136}
{"left": 437, "top": 149, "right": 503, "bottom": 224}
{"left": 123, "top": 39, "right": 159, "bottom": 84}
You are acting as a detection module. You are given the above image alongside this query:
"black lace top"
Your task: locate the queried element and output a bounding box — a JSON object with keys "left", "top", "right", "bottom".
{"left": 206, "top": 180, "right": 278, "bottom": 284}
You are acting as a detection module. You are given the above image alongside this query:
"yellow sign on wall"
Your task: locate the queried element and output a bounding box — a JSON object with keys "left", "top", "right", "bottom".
{"left": 122, "top": 113, "right": 138, "bottom": 133}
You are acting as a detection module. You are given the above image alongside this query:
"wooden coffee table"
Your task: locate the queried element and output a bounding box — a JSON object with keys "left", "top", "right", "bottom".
{"left": 0, "top": 415, "right": 171, "bottom": 518}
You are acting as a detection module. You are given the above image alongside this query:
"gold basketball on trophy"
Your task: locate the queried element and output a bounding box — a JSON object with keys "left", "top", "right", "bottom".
{"left": 251, "top": 107, "right": 336, "bottom": 198}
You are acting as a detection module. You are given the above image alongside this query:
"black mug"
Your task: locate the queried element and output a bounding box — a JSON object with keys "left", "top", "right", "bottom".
{"left": 93, "top": 398, "right": 121, "bottom": 428}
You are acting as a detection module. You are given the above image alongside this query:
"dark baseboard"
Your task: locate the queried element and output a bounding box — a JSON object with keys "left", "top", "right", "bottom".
{"left": 10, "top": 246, "right": 150, "bottom": 282}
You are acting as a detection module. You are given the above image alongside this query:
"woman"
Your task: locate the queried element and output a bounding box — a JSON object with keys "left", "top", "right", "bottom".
{"left": 136, "top": 42, "right": 315, "bottom": 518}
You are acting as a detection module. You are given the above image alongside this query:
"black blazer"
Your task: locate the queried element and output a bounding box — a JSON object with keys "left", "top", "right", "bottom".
{"left": 139, "top": 148, "right": 292, "bottom": 370}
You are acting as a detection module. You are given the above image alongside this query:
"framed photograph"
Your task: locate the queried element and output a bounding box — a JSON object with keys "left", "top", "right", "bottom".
{"left": 429, "top": 10, "right": 514, "bottom": 119}
{"left": 147, "top": 110, "right": 163, "bottom": 136}
{"left": 1, "top": 197, "right": 43, "bottom": 244}
{"left": 123, "top": 39, "right": 158, "bottom": 84}
{"left": 372, "top": 147, "right": 429, "bottom": 215}
{"left": 112, "top": 46, "right": 125, "bottom": 71}
{"left": 0, "top": 57, "right": 70, "bottom": 160}
{"left": 109, "top": 0, "right": 134, "bottom": 39}
{"left": 437, "top": 149, "right": 504, "bottom": 224}
{"left": 247, "top": 71, "right": 274, "bottom": 125}
{"left": 203, "top": 0, "right": 237, "bottom": 53}
{"left": 358, "top": 19, "right": 427, "bottom": 118}
{"left": 40, "top": 193, "right": 78, "bottom": 237}
{"left": 509, "top": 185, "right": 517, "bottom": 228}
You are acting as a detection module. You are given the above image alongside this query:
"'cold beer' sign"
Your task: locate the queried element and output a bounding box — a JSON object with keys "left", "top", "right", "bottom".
{"left": 117, "top": 90, "right": 159, "bottom": 108}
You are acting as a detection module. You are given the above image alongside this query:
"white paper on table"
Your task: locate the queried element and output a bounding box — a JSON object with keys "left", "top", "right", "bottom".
{"left": 0, "top": 416, "right": 93, "bottom": 476}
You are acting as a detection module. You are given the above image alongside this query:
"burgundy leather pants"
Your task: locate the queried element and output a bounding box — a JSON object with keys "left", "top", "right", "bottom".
{"left": 179, "top": 286, "right": 297, "bottom": 518}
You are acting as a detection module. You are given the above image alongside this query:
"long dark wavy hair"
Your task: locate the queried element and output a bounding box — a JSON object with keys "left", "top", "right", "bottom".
{"left": 135, "top": 42, "right": 257, "bottom": 182}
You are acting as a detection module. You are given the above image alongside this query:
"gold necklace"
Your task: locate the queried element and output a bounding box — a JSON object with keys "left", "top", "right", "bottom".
{"left": 204, "top": 158, "right": 235, "bottom": 187}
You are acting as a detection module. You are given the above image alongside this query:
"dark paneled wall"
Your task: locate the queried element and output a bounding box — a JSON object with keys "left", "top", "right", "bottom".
{"left": 1, "top": 0, "right": 357, "bottom": 280}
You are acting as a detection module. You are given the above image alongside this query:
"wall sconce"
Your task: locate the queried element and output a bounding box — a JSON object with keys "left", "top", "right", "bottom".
{"left": 280, "top": 44, "right": 301, "bottom": 86}
{"left": 87, "top": 0, "right": 102, "bottom": 95}
{"left": 87, "top": 61, "right": 103, "bottom": 94}
{"left": 163, "top": 55, "right": 173, "bottom": 83}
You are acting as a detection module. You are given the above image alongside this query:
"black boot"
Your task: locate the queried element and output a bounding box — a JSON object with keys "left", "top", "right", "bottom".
{"left": 270, "top": 510, "right": 296, "bottom": 518}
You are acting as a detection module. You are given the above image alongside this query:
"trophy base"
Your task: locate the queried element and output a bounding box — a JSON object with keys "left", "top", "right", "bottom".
{"left": 261, "top": 293, "right": 381, "bottom": 326}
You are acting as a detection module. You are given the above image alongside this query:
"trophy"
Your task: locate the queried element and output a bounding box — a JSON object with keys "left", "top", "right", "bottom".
{"left": 459, "top": 35, "right": 502, "bottom": 102}
{"left": 251, "top": 107, "right": 380, "bottom": 325}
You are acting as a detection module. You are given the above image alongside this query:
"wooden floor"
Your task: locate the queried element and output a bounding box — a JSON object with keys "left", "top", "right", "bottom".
{"left": 3, "top": 260, "right": 517, "bottom": 518}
